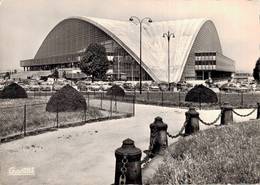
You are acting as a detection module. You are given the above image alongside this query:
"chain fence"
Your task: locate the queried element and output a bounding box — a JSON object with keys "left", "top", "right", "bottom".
{"left": 167, "top": 120, "right": 187, "bottom": 139}
{"left": 232, "top": 108, "right": 257, "bottom": 117}
{"left": 25, "top": 89, "right": 260, "bottom": 109}
{"left": 0, "top": 93, "right": 135, "bottom": 141}
{"left": 124, "top": 90, "right": 260, "bottom": 109}
{"left": 199, "top": 111, "right": 222, "bottom": 126}
{"left": 119, "top": 156, "right": 128, "bottom": 185}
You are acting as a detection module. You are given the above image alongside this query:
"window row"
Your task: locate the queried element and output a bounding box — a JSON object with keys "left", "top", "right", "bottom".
{"left": 195, "top": 65, "right": 216, "bottom": 70}
{"left": 195, "top": 55, "right": 216, "bottom": 61}
{"left": 195, "top": 52, "right": 216, "bottom": 56}
{"left": 195, "top": 60, "right": 216, "bottom": 65}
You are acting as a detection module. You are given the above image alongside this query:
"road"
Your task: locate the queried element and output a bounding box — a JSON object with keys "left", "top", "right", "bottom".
{"left": 0, "top": 104, "right": 256, "bottom": 185}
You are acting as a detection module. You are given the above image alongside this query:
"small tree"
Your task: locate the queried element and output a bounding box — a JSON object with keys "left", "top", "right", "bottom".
{"left": 253, "top": 58, "right": 260, "bottom": 83}
{"left": 79, "top": 43, "right": 109, "bottom": 82}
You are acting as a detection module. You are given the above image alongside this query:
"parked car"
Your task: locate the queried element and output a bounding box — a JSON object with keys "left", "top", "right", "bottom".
{"left": 89, "top": 83, "right": 101, "bottom": 91}
{"left": 135, "top": 82, "right": 149, "bottom": 91}
{"left": 52, "top": 83, "right": 64, "bottom": 91}
{"left": 158, "top": 83, "right": 169, "bottom": 91}
{"left": 20, "top": 84, "right": 30, "bottom": 91}
{"left": 122, "top": 82, "right": 135, "bottom": 91}
{"left": 149, "top": 85, "right": 160, "bottom": 91}
{"left": 40, "top": 84, "right": 52, "bottom": 91}
{"left": 29, "top": 84, "right": 40, "bottom": 91}
{"left": 0, "top": 84, "right": 4, "bottom": 90}
{"left": 77, "top": 84, "right": 88, "bottom": 91}
{"left": 177, "top": 81, "right": 193, "bottom": 91}
{"left": 101, "top": 83, "right": 112, "bottom": 91}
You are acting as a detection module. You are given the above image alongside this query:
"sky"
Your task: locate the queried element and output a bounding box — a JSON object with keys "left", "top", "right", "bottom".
{"left": 0, "top": 0, "right": 259, "bottom": 72}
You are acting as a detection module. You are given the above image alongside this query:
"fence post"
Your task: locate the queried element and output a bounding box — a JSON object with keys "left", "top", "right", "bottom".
{"left": 23, "top": 104, "right": 27, "bottom": 136}
{"left": 115, "top": 95, "right": 118, "bottom": 112}
{"left": 147, "top": 91, "right": 149, "bottom": 102}
{"left": 84, "top": 102, "right": 87, "bottom": 122}
{"left": 87, "top": 92, "right": 90, "bottom": 110}
{"left": 56, "top": 103, "right": 59, "bottom": 128}
{"left": 161, "top": 91, "right": 164, "bottom": 106}
{"left": 148, "top": 117, "right": 168, "bottom": 157}
{"left": 178, "top": 91, "right": 181, "bottom": 107}
{"left": 132, "top": 95, "right": 135, "bottom": 116}
{"left": 114, "top": 138, "right": 142, "bottom": 185}
{"left": 220, "top": 102, "right": 233, "bottom": 125}
{"left": 257, "top": 102, "right": 260, "bottom": 119}
{"left": 219, "top": 92, "right": 221, "bottom": 105}
{"left": 241, "top": 92, "right": 244, "bottom": 107}
{"left": 100, "top": 92, "right": 103, "bottom": 109}
{"left": 110, "top": 95, "right": 113, "bottom": 117}
{"left": 185, "top": 107, "right": 199, "bottom": 136}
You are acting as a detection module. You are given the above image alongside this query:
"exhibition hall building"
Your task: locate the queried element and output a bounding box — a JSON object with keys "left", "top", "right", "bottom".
{"left": 20, "top": 16, "right": 235, "bottom": 82}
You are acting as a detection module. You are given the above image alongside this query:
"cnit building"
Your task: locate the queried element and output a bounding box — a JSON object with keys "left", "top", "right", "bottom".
{"left": 20, "top": 16, "right": 235, "bottom": 82}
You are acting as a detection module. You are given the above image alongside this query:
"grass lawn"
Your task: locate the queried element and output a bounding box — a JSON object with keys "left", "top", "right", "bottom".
{"left": 147, "top": 120, "right": 260, "bottom": 184}
{"left": 0, "top": 98, "right": 105, "bottom": 137}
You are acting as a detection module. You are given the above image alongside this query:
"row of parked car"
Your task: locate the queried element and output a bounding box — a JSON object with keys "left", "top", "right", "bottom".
{"left": 2, "top": 77, "right": 256, "bottom": 93}
{"left": 0, "top": 78, "right": 191, "bottom": 92}
{"left": 218, "top": 81, "right": 258, "bottom": 93}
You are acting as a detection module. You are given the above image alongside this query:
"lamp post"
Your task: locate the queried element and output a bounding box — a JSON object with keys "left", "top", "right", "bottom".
{"left": 163, "top": 31, "right": 175, "bottom": 91}
{"left": 129, "top": 16, "right": 152, "bottom": 94}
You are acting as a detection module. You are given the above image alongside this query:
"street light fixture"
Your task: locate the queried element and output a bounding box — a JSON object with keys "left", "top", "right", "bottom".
{"left": 129, "top": 16, "right": 152, "bottom": 94}
{"left": 163, "top": 31, "right": 175, "bottom": 91}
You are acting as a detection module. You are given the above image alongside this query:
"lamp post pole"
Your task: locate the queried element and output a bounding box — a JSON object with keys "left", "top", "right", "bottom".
{"left": 117, "top": 51, "right": 120, "bottom": 80}
{"left": 129, "top": 16, "right": 152, "bottom": 94}
{"left": 163, "top": 31, "right": 175, "bottom": 91}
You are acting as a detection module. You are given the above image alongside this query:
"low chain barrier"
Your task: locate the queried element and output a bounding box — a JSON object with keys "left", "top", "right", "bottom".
{"left": 232, "top": 108, "right": 257, "bottom": 117}
{"left": 113, "top": 102, "right": 260, "bottom": 184}
{"left": 167, "top": 120, "right": 187, "bottom": 139}
{"left": 199, "top": 111, "right": 222, "bottom": 126}
{"left": 119, "top": 156, "right": 128, "bottom": 185}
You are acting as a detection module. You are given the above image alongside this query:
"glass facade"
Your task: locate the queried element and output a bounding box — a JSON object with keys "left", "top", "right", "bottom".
{"left": 194, "top": 52, "right": 216, "bottom": 71}
{"left": 101, "top": 40, "right": 151, "bottom": 81}
{"left": 194, "top": 52, "right": 233, "bottom": 80}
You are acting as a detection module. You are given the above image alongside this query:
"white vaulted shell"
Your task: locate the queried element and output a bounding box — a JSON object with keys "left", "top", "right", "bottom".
{"left": 31, "top": 16, "right": 229, "bottom": 82}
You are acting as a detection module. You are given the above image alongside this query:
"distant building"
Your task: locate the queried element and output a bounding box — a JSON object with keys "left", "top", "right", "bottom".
{"left": 233, "top": 71, "right": 252, "bottom": 82}
{"left": 20, "top": 16, "right": 235, "bottom": 82}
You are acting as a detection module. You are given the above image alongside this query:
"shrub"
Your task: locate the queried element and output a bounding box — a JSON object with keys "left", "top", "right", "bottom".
{"left": 46, "top": 84, "right": 86, "bottom": 112}
{"left": 106, "top": 85, "right": 125, "bottom": 97}
{"left": 185, "top": 84, "right": 218, "bottom": 103}
{"left": 147, "top": 121, "right": 260, "bottom": 184}
{"left": 0, "top": 83, "right": 28, "bottom": 99}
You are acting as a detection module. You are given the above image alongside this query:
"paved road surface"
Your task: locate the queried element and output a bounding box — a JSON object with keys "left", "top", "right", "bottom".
{"left": 0, "top": 104, "right": 255, "bottom": 185}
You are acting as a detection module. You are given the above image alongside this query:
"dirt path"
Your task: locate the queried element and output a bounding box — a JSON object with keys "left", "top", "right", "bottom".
{"left": 0, "top": 104, "right": 255, "bottom": 185}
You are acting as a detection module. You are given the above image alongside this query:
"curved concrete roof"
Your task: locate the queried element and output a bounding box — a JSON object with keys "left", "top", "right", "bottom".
{"left": 33, "top": 16, "right": 221, "bottom": 82}
{"left": 70, "top": 16, "right": 218, "bottom": 82}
